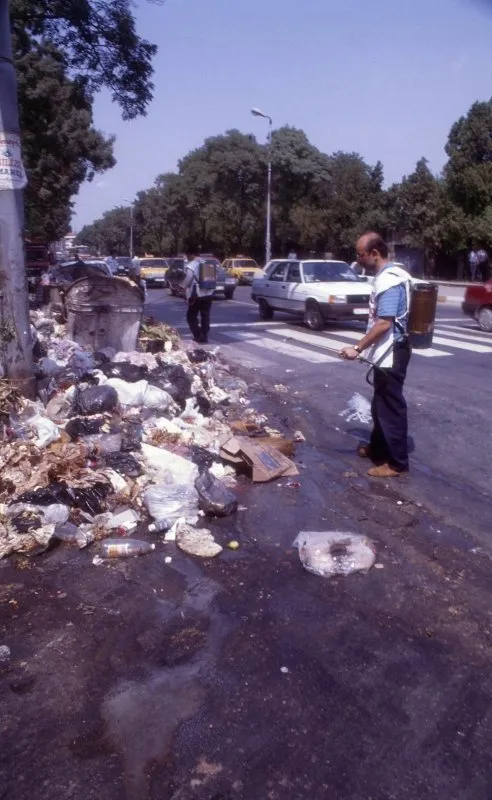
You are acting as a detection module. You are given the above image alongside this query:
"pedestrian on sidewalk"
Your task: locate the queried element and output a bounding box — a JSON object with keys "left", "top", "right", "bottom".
{"left": 340, "top": 232, "right": 412, "bottom": 478}
{"left": 181, "top": 255, "right": 215, "bottom": 344}
{"left": 468, "top": 249, "right": 480, "bottom": 281}
{"left": 477, "top": 248, "right": 489, "bottom": 282}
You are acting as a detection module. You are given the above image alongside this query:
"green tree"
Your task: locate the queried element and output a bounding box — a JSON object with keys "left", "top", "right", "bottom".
{"left": 445, "top": 99, "right": 492, "bottom": 216}
{"left": 17, "top": 43, "right": 115, "bottom": 240}
{"left": 389, "top": 158, "right": 466, "bottom": 256}
{"left": 10, "top": 0, "right": 158, "bottom": 119}
{"left": 178, "top": 130, "right": 265, "bottom": 255}
{"left": 78, "top": 206, "right": 136, "bottom": 255}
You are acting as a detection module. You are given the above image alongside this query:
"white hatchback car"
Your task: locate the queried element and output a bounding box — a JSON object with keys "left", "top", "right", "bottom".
{"left": 251, "top": 259, "right": 372, "bottom": 330}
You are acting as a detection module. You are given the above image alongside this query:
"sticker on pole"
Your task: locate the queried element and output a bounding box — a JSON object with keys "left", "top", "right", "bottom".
{"left": 0, "top": 133, "right": 27, "bottom": 190}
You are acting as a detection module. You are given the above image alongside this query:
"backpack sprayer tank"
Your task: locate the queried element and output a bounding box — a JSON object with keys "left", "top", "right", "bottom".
{"left": 407, "top": 282, "right": 438, "bottom": 349}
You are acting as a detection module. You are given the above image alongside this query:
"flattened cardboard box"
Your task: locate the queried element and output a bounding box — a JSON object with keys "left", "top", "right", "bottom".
{"left": 220, "top": 435, "right": 298, "bottom": 482}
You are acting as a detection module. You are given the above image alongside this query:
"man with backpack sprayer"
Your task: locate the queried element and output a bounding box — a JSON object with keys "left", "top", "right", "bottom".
{"left": 181, "top": 254, "right": 217, "bottom": 344}
{"left": 340, "top": 232, "right": 412, "bottom": 478}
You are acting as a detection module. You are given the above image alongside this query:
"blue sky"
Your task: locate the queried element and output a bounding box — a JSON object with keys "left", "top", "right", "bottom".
{"left": 72, "top": 0, "right": 492, "bottom": 231}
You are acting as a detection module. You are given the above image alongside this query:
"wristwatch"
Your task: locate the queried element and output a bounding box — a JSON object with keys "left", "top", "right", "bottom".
{"left": 353, "top": 344, "right": 361, "bottom": 354}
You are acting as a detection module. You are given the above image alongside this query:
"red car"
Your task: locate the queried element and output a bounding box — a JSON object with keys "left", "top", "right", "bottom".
{"left": 462, "top": 280, "right": 492, "bottom": 331}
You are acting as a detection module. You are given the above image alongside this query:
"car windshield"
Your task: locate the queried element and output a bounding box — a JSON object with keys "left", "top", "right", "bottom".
{"left": 141, "top": 258, "right": 167, "bottom": 267}
{"left": 302, "top": 261, "right": 359, "bottom": 282}
{"left": 234, "top": 260, "right": 257, "bottom": 268}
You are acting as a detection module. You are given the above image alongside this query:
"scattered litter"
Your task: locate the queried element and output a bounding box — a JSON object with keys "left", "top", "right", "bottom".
{"left": 0, "top": 645, "right": 11, "bottom": 662}
{"left": 227, "top": 540, "right": 240, "bottom": 550}
{"left": 175, "top": 521, "right": 222, "bottom": 558}
{"left": 195, "top": 470, "right": 238, "bottom": 517}
{"left": 285, "top": 481, "right": 301, "bottom": 489}
{"left": 273, "top": 384, "right": 288, "bottom": 393}
{"left": 280, "top": 666, "right": 289, "bottom": 674}
{"left": 100, "top": 538, "right": 155, "bottom": 558}
{"left": 293, "top": 531, "right": 376, "bottom": 578}
{"left": 82, "top": 432, "right": 122, "bottom": 454}
{"left": 293, "top": 430, "right": 306, "bottom": 442}
{"left": 374, "top": 563, "right": 385, "bottom": 569}
{"left": 339, "top": 393, "right": 372, "bottom": 425}
{"left": 164, "top": 556, "right": 173, "bottom": 564}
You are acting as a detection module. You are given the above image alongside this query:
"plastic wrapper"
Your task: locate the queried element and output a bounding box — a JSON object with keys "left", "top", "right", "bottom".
{"left": 81, "top": 432, "right": 122, "bottom": 454}
{"left": 54, "top": 522, "right": 94, "bottom": 548}
{"left": 104, "top": 451, "right": 142, "bottom": 477}
{"left": 293, "top": 531, "right": 376, "bottom": 578}
{"left": 73, "top": 385, "right": 118, "bottom": 416}
{"left": 7, "top": 503, "right": 70, "bottom": 527}
{"left": 147, "top": 364, "right": 192, "bottom": 407}
{"left": 194, "top": 470, "right": 238, "bottom": 517}
{"left": 143, "top": 483, "right": 199, "bottom": 526}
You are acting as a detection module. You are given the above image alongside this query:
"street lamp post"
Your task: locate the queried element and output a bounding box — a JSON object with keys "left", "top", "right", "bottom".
{"left": 123, "top": 197, "right": 134, "bottom": 258}
{"left": 251, "top": 107, "right": 272, "bottom": 264}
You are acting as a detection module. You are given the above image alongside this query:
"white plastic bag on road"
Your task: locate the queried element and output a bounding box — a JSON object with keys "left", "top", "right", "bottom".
{"left": 141, "top": 443, "right": 199, "bottom": 523}
{"left": 293, "top": 531, "right": 376, "bottom": 578}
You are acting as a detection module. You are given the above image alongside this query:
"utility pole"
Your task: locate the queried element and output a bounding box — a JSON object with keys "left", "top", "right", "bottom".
{"left": 0, "top": 0, "right": 35, "bottom": 397}
{"left": 251, "top": 107, "right": 273, "bottom": 264}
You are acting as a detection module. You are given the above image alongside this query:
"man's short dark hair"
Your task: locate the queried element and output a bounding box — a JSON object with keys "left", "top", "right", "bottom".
{"left": 362, "top": 233, "right": 388, "bottom": 258}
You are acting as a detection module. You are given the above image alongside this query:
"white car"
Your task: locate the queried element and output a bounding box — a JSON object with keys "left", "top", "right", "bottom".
{"left": 251, "top": 259, "right": 372, "bottom": 330}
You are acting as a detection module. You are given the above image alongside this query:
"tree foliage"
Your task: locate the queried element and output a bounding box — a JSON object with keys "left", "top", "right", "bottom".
{"left": 10, "top": 0, "right": 158, "bottom": 240}
{"left": 17, "top": 43, "right": 115, "bottom": 240}
{"left": 78, "top": 97, "right": 492, "bottom": 275}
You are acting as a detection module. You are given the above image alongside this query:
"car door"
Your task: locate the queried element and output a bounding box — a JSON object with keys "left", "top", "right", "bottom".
{"left": 262, "top": 262, "right": 288, "bottom": 308}
{"left": 285, "top": 262, "right": 303, "bottom": 312}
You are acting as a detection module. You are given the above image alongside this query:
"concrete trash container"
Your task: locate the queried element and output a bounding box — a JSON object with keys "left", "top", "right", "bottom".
{"left": 65, "top": 276, "right": 145, "bottom": 353}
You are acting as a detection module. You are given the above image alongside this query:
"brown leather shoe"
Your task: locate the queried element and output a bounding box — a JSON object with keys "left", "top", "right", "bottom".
{"left": 367, "top": 463, "right": 406, "bottom": 478}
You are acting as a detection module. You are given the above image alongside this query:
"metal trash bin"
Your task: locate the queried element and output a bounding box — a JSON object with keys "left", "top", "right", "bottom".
{"left": 65, "top": 276, "right": 144, "bottom": 353}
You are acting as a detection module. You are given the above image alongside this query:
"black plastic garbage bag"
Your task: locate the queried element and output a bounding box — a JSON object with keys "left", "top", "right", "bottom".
{"left": 187, "top": 349, "right": 210, "bottom": 364}
{"left": 189, "top": 445, "right": 216, "bottom": 473}
{"left": 65, "top": 416, "right": 105, "bottom": 440}
{"left": 101, "top": 362, "right": 148, "bottom": 383}
{"left": 120, "top": 421, "right": 143, "bottom": 452}
{"left": 73, "top": 385, "right": 118, "bottom": 416}
{"left": 104, "top": 451, "right": 142, "bottom": 477}
{"left": 18, "top": 480, "right": 111, "bottom": 516}
{"left": 148, "top": 364, "right": 192, "bottom": 407}
{"left": 194, "top": 470, "right": 238, "bottom": 517}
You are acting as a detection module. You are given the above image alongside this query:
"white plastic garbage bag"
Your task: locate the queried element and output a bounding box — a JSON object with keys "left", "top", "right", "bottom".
{"left": 293, "top": 531, "right": 376, "bottom": 578}
{"left": 28, "top": 413, "right": 61, "bottom": 448}
{"left": 104, "top": 378, "right": 173, "bottom": 411}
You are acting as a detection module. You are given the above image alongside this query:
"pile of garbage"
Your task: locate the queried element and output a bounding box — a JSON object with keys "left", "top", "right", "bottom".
{"left": 0, "top": 311, "right": 299, "bottom": 561}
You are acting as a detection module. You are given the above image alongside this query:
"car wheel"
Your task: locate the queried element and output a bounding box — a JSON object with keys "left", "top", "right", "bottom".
{"left": 304, "top": 301, "right": 324, "bottom": 331}
{"left": 224, "top": 290, "right": 234, "bottom": 300}
{"left": 258, "top": 298, "right": 274, "bottom": 320}
{"left": 477, "top": 306, "right": 492, "bottom": 331}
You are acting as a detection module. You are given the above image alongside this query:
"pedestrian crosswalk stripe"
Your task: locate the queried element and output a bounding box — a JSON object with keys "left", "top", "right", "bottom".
{"left": 434, "top": 327, "right": 492, "bottom": 344}
{"left": 437, "top": 323, "right": 492, "bottom": 338}
{"left": 431, "top": 335, "right": 492, "bottom": 353}
{"left": 264, "top": 327, "right": 452, "bottom": 358}
{"left": 226, "top": 331, "right": 340, "bottom": 363}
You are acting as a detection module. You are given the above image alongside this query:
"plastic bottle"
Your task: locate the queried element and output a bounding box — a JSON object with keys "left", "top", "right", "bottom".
{"left": 148, "top": 519, "right": 171, "bottom": 534}
{"left": 100, "top": 538, "right": 156, "bottom": 558}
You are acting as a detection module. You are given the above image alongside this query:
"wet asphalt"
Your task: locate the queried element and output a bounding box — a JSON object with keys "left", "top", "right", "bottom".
{"left": 1, "top": 287, "right": 491, "bottom": 800}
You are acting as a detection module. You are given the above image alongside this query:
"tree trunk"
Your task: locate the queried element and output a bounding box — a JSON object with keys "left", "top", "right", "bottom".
{"left": 0, "top": 0, "right": 35, "bottom": 396}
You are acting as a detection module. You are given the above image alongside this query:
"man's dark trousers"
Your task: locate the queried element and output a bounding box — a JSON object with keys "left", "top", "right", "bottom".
{"left": 370, "top": 341, "right": 411, "bottom": 472}
{"left": 187, "top": 295, "right": 213, "bottom": 343}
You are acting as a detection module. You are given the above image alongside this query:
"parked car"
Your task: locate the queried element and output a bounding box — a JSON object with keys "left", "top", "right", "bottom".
{"left": 167, "top": 261, "right": 237, "bottom": 300}
{"left": 251, "top": 259, "right": 371, "bottom": 330}
{"left": 139, "top": 257, "right": 169, "bottom": 286}
{"left": 222, "top": 256, "right": 263, "bottom": 285}
{"left": 115, "top": 256, "right": 132, "bottom": 276}
{"left": 462, "top": 279, "right": 492, "bottom": 331}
